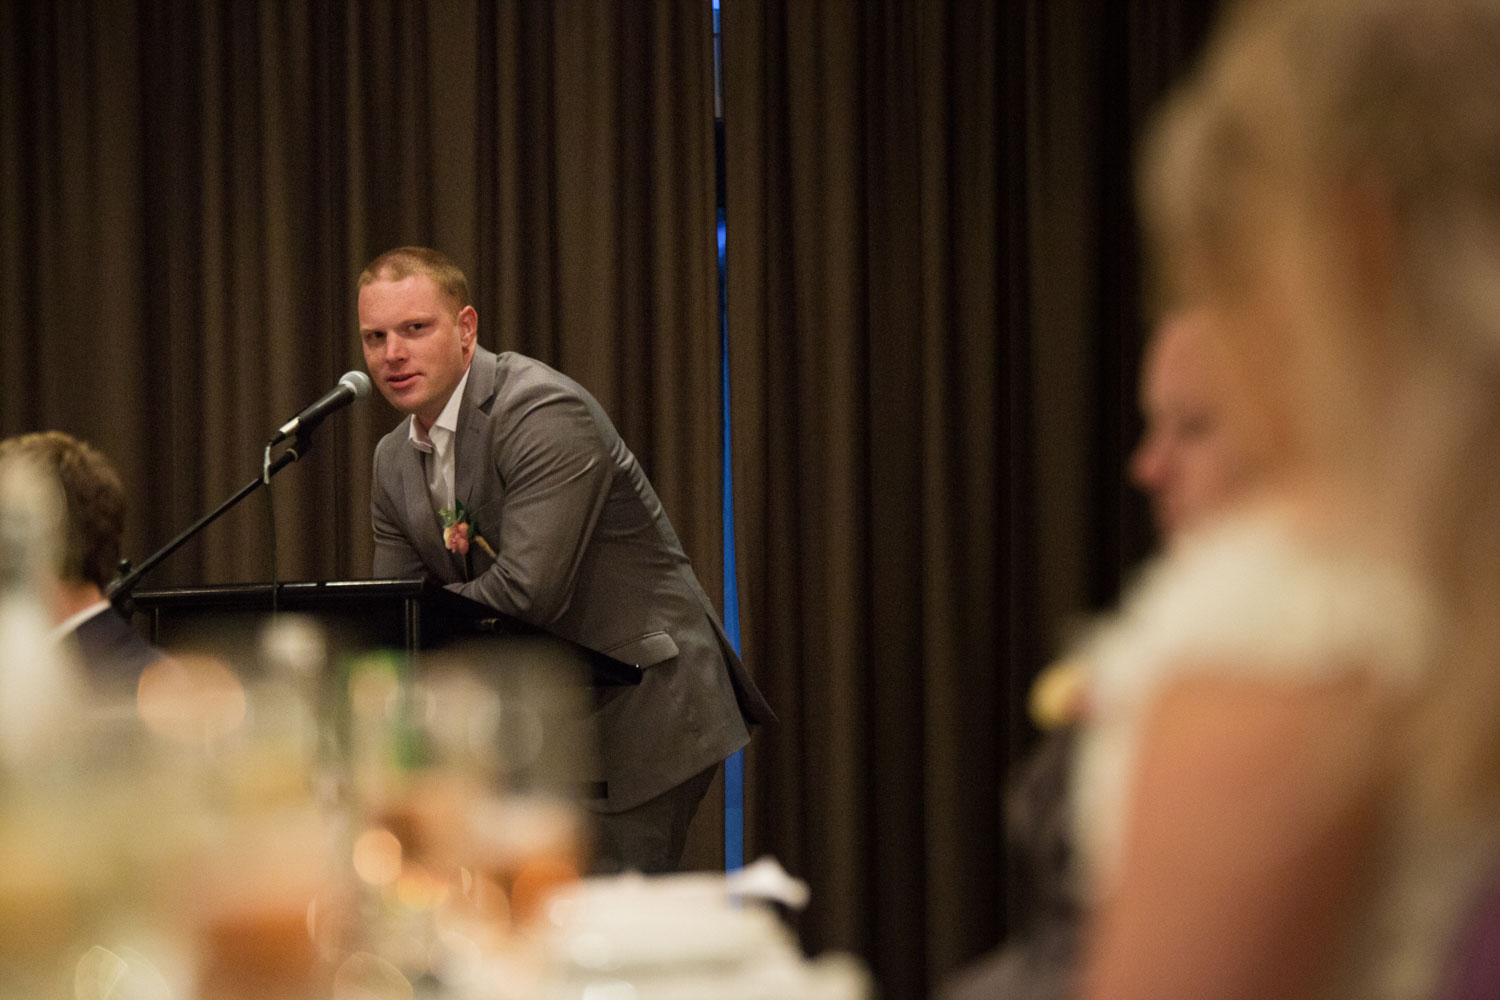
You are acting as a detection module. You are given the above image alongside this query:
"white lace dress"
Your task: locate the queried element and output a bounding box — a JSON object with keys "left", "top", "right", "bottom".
{"left": 1069, "top": 508, "right": 1465, "bottom": 999}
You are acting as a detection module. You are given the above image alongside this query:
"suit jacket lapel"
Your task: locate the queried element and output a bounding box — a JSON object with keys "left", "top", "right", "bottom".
{"left": 396, "top": 426, "right": 453, "bottom": 577}
{"left": 454, "top": 348, "right": 500, "bottom": 579}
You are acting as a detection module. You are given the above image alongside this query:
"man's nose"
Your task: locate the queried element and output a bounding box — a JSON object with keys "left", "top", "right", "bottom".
{"left": 383, "top": 336, "right": 407, "bottom": 362}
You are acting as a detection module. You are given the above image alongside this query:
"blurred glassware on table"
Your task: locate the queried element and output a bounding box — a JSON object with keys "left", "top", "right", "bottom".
{"left": 183, "top": 617, "right": 347, "bottom": 1000}
{"left": 0, "top": 448, "right": 111, "bottom": 997}
{"left": 0, "top": 507, "right": 345, "bottom": 1000}
{"left": 0, "top": 445, "right": 87, "bottom": 767}
{"left": 1, "top": 453, "right": 830, "bottom": 999}
{"left": 342, "top": 642, "right": 592, "bottom": 997}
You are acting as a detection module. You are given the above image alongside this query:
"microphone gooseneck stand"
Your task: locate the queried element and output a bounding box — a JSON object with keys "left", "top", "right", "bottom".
{"left": 108, "top": 431, "right": 317, "bottom": 616}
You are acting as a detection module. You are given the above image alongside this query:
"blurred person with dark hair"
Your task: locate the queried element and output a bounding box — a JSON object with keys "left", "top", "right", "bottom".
{"left": 0, "top": 431, "right": 163, "bottom": 687}
{"left": 1071, "top": 1, "right": 1500, "bottom": 998}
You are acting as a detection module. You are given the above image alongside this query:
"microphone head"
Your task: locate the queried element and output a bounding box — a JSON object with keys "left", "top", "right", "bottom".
{"left": 339, "top": 370, "right": 373, "bottom": 399}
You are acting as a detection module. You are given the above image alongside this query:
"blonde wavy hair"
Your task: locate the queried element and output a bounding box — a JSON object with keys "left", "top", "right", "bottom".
{"left": 1141, "top": 0, "right": 1500, "bottom": 841}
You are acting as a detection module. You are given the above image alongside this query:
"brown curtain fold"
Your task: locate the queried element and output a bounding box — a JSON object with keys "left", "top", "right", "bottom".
{"left": 722, "top": 1, "right": 1216, "bottom": 996}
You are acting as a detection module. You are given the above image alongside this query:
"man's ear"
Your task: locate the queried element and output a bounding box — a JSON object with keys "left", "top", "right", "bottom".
{"left": 458, "top": 305, "right": 479, "bottom": 353}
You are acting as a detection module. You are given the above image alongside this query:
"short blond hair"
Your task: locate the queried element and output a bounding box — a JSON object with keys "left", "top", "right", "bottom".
{"left": 358, "top": 246, "right": 471, "bottom": 312}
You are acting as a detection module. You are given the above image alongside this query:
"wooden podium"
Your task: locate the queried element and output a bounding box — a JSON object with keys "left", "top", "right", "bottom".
{"left": 129, "top": 577, "right": 641, "bottom": 687}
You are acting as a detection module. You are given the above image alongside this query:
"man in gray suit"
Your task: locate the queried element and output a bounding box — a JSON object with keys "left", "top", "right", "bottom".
{"left": 358, "top": 246, "right": 773, "bottom": 873}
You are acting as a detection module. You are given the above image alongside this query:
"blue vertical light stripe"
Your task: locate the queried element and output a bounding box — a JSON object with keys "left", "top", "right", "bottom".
{"left": 711, "top": 0, "right": 741, "bottom": 869}
{"left": 718, "top": 204, "right": 745, "bottom": 872}
{"left": 713, "top": 0, "right": 743, "bottom": 873}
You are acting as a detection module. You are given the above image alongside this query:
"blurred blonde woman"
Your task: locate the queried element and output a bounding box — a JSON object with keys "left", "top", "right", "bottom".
{"left": 1071, "top": 1, "right": 1500, "bottom": 998}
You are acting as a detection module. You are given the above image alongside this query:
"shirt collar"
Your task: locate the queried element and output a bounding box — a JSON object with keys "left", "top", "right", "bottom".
{"left": 51, "top": 599, "right": 113, "bottom": 642}
{"left": 408, "top": 361, "right": 473, "bottom": 453}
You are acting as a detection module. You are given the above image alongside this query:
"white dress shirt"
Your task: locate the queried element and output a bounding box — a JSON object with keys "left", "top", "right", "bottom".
{"left": 407, "top": 362, "right": 473, "bottom": 514}
{"left": 50, "top": 599, "right": 113, "bottom": 642}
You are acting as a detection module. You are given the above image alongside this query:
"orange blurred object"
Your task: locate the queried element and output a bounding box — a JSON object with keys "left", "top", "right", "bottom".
{"left": 197, "top": 902, "right": 318, "bottom": 999}
{"left": 136, "top": 654, "right": 247, "bottom": 744}
{"left": 508, "top": 852, "right": 582, "bottom": 926}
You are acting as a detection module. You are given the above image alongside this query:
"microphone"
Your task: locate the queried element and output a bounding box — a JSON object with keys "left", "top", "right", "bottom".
{"left": 270, "top": 371, "right": 371, "bottom": 445}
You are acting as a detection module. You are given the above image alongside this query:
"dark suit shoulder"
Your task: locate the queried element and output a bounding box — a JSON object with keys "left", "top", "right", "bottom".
{"left": 72, "top": 606, "right": 166, "bottom": 688}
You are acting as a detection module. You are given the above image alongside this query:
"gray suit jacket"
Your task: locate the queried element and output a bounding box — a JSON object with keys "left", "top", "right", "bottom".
{"left": 371, "top": 347, "right": 774, "bottom": 811}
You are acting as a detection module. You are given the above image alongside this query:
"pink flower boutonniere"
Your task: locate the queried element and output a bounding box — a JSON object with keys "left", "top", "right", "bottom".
{"left": 439, "top": 501, "right": 497, "bottom": 559}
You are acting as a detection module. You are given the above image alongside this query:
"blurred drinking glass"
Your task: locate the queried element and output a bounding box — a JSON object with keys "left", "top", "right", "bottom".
{"left": 344, "top": 641, "right": 592, "bottom": 996}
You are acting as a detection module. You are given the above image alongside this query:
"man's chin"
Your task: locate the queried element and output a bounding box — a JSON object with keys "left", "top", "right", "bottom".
{"left": 381, "top": 386, "right": 423, "bottom": 413}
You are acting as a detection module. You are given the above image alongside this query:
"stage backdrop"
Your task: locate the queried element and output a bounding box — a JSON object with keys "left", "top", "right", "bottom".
{"left": 721, "top": 3, "right": 1216, "bottom": 995}
{"left": 0, "top": 1, "right": 1215, "bottom": 997}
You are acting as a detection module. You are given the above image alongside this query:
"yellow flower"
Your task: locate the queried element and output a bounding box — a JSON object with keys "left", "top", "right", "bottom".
{"left": 1028, "top": 658, "right": 1090, "bottom": 730}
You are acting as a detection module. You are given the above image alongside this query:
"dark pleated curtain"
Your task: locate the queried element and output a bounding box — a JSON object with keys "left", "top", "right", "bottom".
{"left": 0, "top": 0, "right": 724, "bottom": 608}
{"left": 721, "top": 1, "right": 1216, "bottom": 997}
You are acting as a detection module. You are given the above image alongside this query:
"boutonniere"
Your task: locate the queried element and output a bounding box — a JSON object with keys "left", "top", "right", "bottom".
{"left": 1027, "top": 658, "right": 1091, "bottom": 730}
{"left": 439, "top": 501, "right": 498, "bottom": 559}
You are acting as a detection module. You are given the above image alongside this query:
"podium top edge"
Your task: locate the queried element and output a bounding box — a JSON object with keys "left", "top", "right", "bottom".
{"left": 130, "top": 578, "right": 431, "bottom": 605}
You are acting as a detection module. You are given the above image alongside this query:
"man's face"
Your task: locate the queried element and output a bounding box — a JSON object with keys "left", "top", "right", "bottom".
{"left": 359, "top": 273, "right": 477, "bottom": 430}
{"left": 1130, "top": 313, "right": 1255, "bottom": 540}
